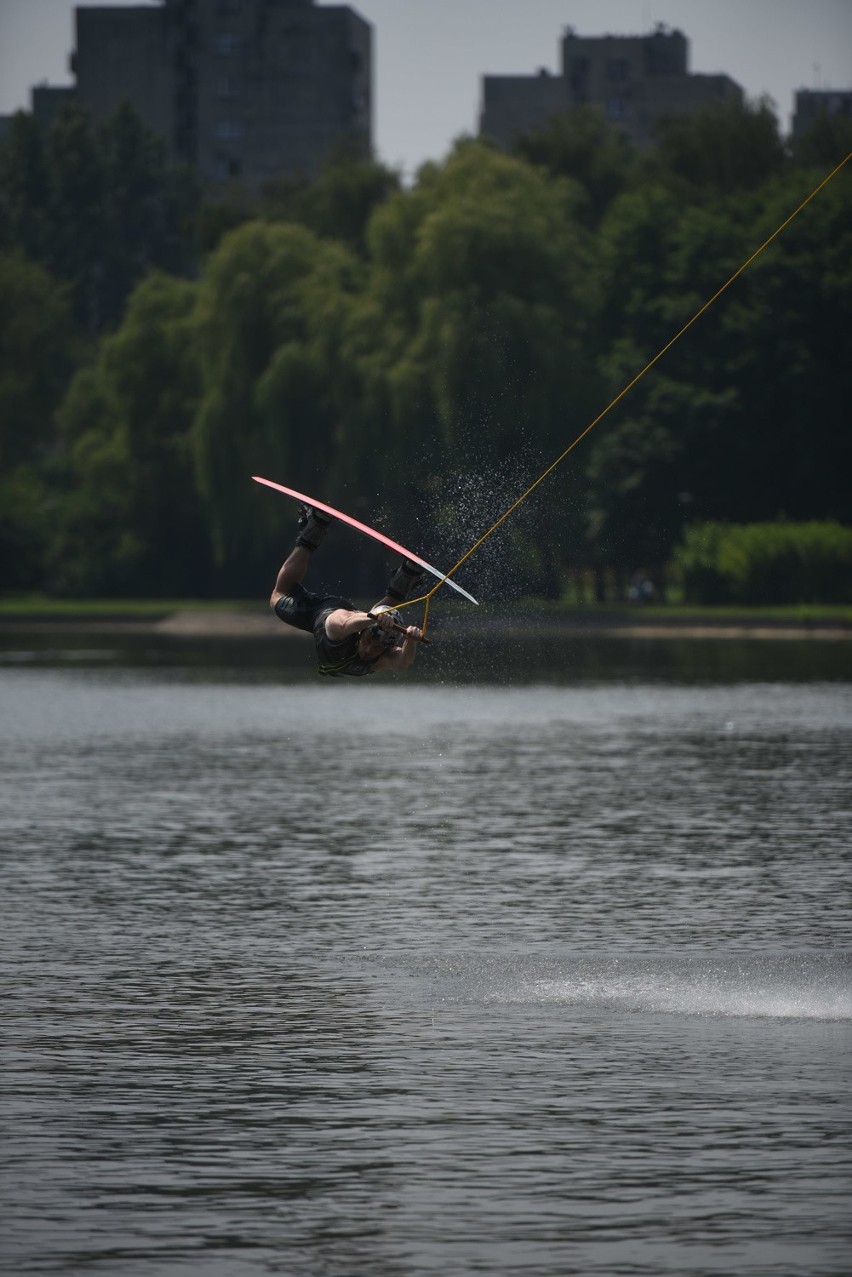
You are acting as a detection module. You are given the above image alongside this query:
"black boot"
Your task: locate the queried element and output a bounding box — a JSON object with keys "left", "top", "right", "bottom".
{"left": 386, "top": 558, "right": 429, "bottom": 602}
{"left": 296, "top": 505, "right": 333, "bottom": 551}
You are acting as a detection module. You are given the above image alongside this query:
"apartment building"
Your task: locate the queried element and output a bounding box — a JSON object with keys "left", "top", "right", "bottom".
{"left": 792, "top": 87, "right": 852, "bottom": 135}
{"left": 32, "top": 0, "right": 373, "bottom": 185}
{"left": 481, "top": 25, "right": 743, "bottom": 150}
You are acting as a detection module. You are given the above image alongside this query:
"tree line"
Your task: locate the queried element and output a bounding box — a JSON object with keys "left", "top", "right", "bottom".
{"left": 1, "top": 97, "right": 850, "bottom": 601}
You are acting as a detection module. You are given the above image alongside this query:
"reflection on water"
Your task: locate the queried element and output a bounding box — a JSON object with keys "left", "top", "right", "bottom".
{"left": 1, "top": 638, "right": 851, "bottom": 1277}
{"left": 3, "top": 624, "right": 852, "bottom": 685}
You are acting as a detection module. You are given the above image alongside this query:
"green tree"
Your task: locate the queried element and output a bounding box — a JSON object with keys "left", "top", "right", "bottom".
{"left": 0, "top": 101, "right": 198, "bottom": 334}
{"left": 55, "top": 272, "right": 206, "bottom": 595}
{"left": 512, "top": 104, "right": 636, "bottom": 226}
{"left": 192, "top": 220, "right": 364, "bottom": 588}
{"left": 349, "top": 140, "right": 599, "bottom": 591}
{"left": 789, "top": 112, "right": 852, "bottom": 172}
{"left": 720, "top": 172, "right": 852, "bottom": 524}
{"left": 261, "top": 144, "right": 401, "bottom": 256}
{"left": 589, "top": 181, "right": 767, "bottom": 568}
{"left": 0, "top": 111, "right": 53, "bottom": 264}
{"left": 100, "top": 102, "right": 198, "bottom": 326}
{"left": 0, "top": 252, "right": 78, "bottom": 590}
{"left": 675, "top": 521, "right": 852, "bottom": 604}
{"left": 587, "top": 183, "right": 757, "bottom": 567}
{"left": 645, "top": 96, "right": 787, "bottom": 197}
{"left": 47, "top": 102, "right": 108, "bottom": 331}
{"left": 0, "top": 253, "right": 76, "bottom": 469}
{"left": 585, "top": 160, "right": 852, "bottom": 576}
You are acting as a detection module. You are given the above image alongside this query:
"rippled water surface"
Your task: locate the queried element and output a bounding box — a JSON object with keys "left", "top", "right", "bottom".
{"left": 2, "top": 638, "right": 851, "bottom": 1276}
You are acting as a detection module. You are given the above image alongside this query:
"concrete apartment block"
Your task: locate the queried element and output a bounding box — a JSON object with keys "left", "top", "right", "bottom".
{"left": 195, "top": 0, "right": 371, "bottom": 182}
{"left": 480, "top": 69, "right": 569, "bottom": 151}
{"left": 481, "top": 25, "right": 743, "bottom": 151}
{"left": 73, "top": 5, "right": 177, "bottom": 149}
{"left": 31, "top": 86, "right": 78, "bottom": 134}
{"left": 64, "top": 0, "right": 371, "bottom": 185}
{"left": 793, "top": 88, "right": 852, "bottom": 135}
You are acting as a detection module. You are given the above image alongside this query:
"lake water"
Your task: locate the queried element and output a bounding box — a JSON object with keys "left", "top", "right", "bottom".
{"left": 2, "top": 631, "right": 851, "bottom": 1276}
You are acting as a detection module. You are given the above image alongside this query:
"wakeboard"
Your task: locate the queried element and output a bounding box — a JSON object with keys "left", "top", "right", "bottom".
{"left": 252, "top": 475, "right": 478, "bottom": 604}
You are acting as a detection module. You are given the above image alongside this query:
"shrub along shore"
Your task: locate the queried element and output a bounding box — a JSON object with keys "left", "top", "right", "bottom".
{"left": 1, "top": 598, "right": 850, "bottom": 640}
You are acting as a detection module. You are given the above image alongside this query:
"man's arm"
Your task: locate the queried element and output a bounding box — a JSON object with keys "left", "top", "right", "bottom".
{"left": 374, "top": 626, "right": 423, "bottom": 671}
{"left": 323, "top": 607, "right": 377, "bottom": 641}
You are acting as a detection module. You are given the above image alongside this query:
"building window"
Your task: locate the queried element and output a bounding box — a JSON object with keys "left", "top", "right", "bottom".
{"left": 607, "top": 58, "right": 629, "bottom": 80}
{"left": 215, "top": 119, "right": 244, "bottom": 140}
{"left": 606, "top": 96, "right": 625, "bottom": 120}
{"left": 216, "top": 75, "right": 240, "bottom": 99}
{"left": 570, "top": 56, "right": 588, "bottom": 90}
{"left": 214, "top": 33, "right": 243, "bottom": 55}
{"left": 215, "top": 1, "right": 242, "bottom": 13}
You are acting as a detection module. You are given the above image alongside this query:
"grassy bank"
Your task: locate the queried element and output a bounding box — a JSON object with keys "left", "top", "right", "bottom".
{"left": 511, "top": 599, "right": 852, "bottom": 625}
{"left": 1, "top": 595, "right": 851, "bottom": 625}
{"left": 0, "top": 596, "right": 267, "bottom": 619}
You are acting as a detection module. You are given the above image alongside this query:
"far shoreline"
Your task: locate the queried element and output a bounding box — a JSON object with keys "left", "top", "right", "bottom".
{"left": 1, "top": 604, "right": 851, "bottom": 642}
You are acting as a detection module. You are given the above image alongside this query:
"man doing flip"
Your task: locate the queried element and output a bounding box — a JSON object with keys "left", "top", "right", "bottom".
{"left": 270, "top": 506, "right": 426, "bottom": 677}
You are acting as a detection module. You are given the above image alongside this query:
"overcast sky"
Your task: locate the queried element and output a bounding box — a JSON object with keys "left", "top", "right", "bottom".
{"left": 1, "top": 0, "right": 850, "bottom": 177}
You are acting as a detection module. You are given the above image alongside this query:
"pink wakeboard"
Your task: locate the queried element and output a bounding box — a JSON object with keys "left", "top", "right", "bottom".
{"left": 253, "top": 475, "right": 478, "bottom": 604}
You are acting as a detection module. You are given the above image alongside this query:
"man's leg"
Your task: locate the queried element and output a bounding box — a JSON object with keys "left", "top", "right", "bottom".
{"left": 376, "top": 558, "right": 429, "bottom": 608}
{"left": 272, "top": 545, "right": 312, "bottom": 599}
{"left": 270, "top": 506, "right": 333, "bottom": 604}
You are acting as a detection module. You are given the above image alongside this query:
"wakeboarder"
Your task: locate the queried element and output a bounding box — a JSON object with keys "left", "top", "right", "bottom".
{"left": 269, "top": 506, "right": 427, "bottom": 677}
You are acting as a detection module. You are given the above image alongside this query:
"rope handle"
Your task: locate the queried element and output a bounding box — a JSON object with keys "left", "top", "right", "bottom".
{"left": 367, "top": 613, "right": 432, "bottom": 645}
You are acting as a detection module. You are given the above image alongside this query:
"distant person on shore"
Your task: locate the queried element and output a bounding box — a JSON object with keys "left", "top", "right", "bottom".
{"left": 269, "top": 506, "right": 426, "bottom": 677}
{"left": 629, "top": 569, "right": 656, "bottom": 605}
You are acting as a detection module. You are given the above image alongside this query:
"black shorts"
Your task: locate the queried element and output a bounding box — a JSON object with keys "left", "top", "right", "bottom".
{"left": 274, "top": 584, "right": 354, "bottom": 636}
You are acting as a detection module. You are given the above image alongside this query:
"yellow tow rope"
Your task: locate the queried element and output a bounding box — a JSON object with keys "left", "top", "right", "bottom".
{"left": 399, "top": 150, "right": 851, "bottom": 638}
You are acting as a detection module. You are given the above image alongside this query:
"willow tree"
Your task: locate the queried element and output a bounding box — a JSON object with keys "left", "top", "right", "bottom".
{"left": 55, "top": 272, "right": 204, "bottom": 595}
{"left": 345, "top": 139, "right": 599, "bottom": 592}
{"left": 191, "top": 219, "right": 365, "bottom": 587}
{"left": 0, "top": 252, "right": 77, "bottom": 589}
